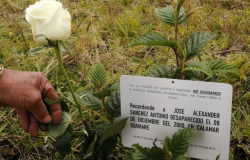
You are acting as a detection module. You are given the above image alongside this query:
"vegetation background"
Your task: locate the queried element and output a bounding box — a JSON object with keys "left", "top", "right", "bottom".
{"left": 0, "top": 0, "right": 250, "bottom": 159}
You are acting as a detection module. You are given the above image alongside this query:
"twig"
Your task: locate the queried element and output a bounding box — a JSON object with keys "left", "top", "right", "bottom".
{"left": 212, "top": 49, "right": 240, "bottom": 56}
{"left": 233, "top": 87, "right": 250, "bottom": 102}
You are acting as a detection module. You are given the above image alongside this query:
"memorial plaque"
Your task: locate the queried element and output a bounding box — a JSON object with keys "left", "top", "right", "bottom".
{"left": 120, "top": 75, "right": 232, "bottom": 160}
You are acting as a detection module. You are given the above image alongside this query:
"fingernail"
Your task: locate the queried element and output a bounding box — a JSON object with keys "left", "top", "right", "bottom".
{"left": 43, "top": 115, "right": 52, "bottom": 123}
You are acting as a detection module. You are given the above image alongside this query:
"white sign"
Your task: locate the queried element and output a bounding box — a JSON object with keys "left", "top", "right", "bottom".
{"left": 120, "top": 75, "right": 232, "bottom": 160}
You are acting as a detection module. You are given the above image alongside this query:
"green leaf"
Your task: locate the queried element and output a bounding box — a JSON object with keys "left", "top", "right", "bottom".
{"left": 49, "top": 111, "right": 71, "bottom": 138}
{"left": 110, "top": 81, "right": 120, "bottom": 90}
{"left": 67, "top": 91, "right": 102, "bottom": 110}
{"left": 165, "top": 128, "right": 196, "bottom": 159}
{"left": 81, "top": 132, "right": 98, "bottom": 158}
{"left": 93, "top": 90, "right": 111, "bottom": 99}
{"left": 55, "top": 124, "right": 73, "bottom": 155}
{"left": 67, "top": 91, "right": 88, "bottom": 104}
{"left": 132, "top": 150, "right": 152, "bottom": 160}
{"left": 155, "top": 6, "right": 186, "bottom": 26}
{"left": 185, "top": 61, "right": 213, "bottom": 77}
{"left": 98, "top": 135, "right": 118, "bottom": 156}
{"left": 186, "top": 32, "right": 214, "bottom": 61}
{"left": 92, "top": 82, "right": 119, "bottom": 99}
{"left": 58, "top": 41, "right": 69, "bottom": 52}
{"left": 176, "top": 41, "right": 186, "bottom": 61}
{"left": 177, "top": 0, "right": 186, "bottom": 12}
{"left": 132, "top": 144, "right": 165, "bottom": 160}
{"left": 28, "top": 46, "right": 47, "bottom": 54}
{"left": 91, "top": 63, "right": 106, "bottom": 89}
{"left": 174, "top": 156, "right": 186, "bottom": 160}
{"left": 208, "top": 60, "right": 239, "bottom": 74}
{"left": 130, "top": 32, "right": 176, "bottom": 49}
{"left": 60, "top": 100, "right": 70, "bottom": 112}
{"left": 123, "top": 154, "right": 135, "bottom": 160}
{"left": 183, "top": 70, "right": 200, "bottom": 80}
{"left": 99, "top": 118, "right": 128, "bottom": 144}
{"left": 93, "top": 123, "right": 110, "bottom": 137}
{"left": 43, "top": 98, "right": 62, "bottom": 105}
{"left": 81, "top": 93, "right": 102, "bottom": 110}
{"left": 145, "top": 65, "right": 174, "bottom": 78}
{"left": 106, "top": 90, "right": 121, "bottom": 116}
{"left": 58, "top": 41, "right": 74, "bottom": 57}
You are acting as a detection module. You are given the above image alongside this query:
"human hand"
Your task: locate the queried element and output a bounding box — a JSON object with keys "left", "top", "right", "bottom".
{"left": 0, "top": 69, "right": 62, "bottom": 137}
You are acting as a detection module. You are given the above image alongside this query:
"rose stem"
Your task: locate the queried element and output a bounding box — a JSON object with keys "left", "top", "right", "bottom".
{"left": 54, "top": 43, "right": 90, "bottom": 134}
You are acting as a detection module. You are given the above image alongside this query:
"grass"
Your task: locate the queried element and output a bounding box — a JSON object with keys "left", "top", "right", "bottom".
{"left": 1, "top": 0, "right": 250, "bottom": 159}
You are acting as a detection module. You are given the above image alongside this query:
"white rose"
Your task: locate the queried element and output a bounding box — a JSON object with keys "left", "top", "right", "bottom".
{"left": 25, "top": 0, "right": 71, "bottom": 44}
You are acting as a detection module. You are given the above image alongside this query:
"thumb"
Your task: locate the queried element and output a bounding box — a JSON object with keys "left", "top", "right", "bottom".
{"left": 29, "top": 99, "right": 52, "bottom": 124}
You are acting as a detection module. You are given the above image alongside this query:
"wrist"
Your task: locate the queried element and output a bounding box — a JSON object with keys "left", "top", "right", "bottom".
{"left": 0, "top": 64, "right": 3, "bottom": 78}
{"left": 0, "top": 68, "right": 13, "bottom": 107}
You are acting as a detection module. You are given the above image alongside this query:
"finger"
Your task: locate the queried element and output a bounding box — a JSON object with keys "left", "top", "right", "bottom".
{"left": 29, "top": 115, "right": 39, "bottom": 137}
{"left": 42, "top": 81, "right": 62, "bottom": 125}
{"left": 15, "top": 108, "right": 30, "bottom": 132}
{"left": 40, "top": 124, "right": 47, "bottom": 132}
{"left": 29, "top": 99, "right": 52, "bottom": 124}
{"left": 49, "top": 104, "right": 62, "bottom": 125}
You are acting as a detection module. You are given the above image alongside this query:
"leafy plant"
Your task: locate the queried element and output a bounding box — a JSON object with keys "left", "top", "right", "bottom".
{"left": 80, "top": 118, "right": 128, "bottom": 159}
{"left": 126, "top": 0, "right": 239, "bottom": 159}
{"left": 43, "top": 99, "right": 73, "bottom": 155}
{"left": 124, "top": 128, "right": 197, "bottom": 160}
{"left": 30, "top": 42, "right": 125, "bottom": 158}
{"left": 130, "top": 0, "right": 238, "bottom": 80}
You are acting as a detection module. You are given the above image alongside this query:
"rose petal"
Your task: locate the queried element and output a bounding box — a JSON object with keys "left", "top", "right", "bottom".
{"left": 25, "top": 0, "right": 71, "bottom": 44}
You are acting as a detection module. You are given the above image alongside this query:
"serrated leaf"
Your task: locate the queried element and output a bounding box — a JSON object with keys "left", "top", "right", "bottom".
{"left": 183, "top": 70, "right": 200, "bottom": 80}
{"left": 145, "top": 65, "right": 174, "bottom": 78}
{"left": 165, "top": 128, "right": 196, "bottom": 159}
{"left": 185, "top": 61, "right": 213, "bottom": 77}
{"left": 67, "top": 91, "right": 102, "bottom": 110}
{"left": 106, "top": 90, "right": 121, "bottom": 116}
{"left": 132, "top": 149, "right": 152, "bottom": 160}
{"left": 130, "top": 32, "right": 176, "bottom": 49}
{"left": 67, "top": 91, "right": 88, "bottom": 104}
{"left": 177, "top": 0, "right": 186, "bottom": 12}
{"left": 92, "top": 82, "right": 119, "bottom": 99}
{"left": 132, "top": 144, "right": 165, "bottom": 160}
{"left": 93, "top": 123, "right": 110, "bottom": 137}
{"left": 82, "top": 94, "right": 102, "bottom": 110}
{"left": 49, "top": 111, "right": 71, "bottom": 138}
{"left": 98, "top": 135, "right": 117, "bottom": 156}
{"left": 91, "top": 63, "right": 106, "bottom": 89}
{"left": 93, "top": 90, "right": 111, "bottom": 99}
{"left": 186, "top": 32, "right": 214, "bottom": 61}
{"left": 28, "top": 46, "right": 47, "bottom": 54}
{"left": 155, "top": 6, "right": 186, "bottom": 26}
{"left": 208, "top": 60, "right": 239, "bottom": 74}
{"left": 55, "top": 124, "right": 73, "bottom": 154}
{"left": 81, "top": 132, "right": 98, "bottom": 158}
{"left": 99, "top": 118, "right": 128, "bottom": 144}
{"left": 110, "top": 81, "right": 120, "bottom": 90}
